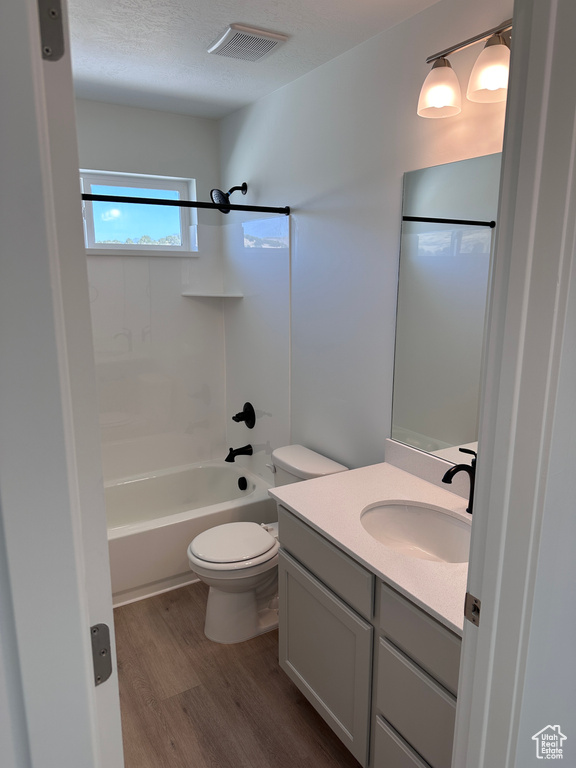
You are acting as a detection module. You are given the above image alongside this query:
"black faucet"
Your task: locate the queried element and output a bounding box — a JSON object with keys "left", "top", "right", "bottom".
{"left": 441, "top": 448, "right": 477, "bottom": 514}
{"left": 231, "top": 402, "right": 256, "bottom": 429}
{"left": 225, "top": 444, "right": 253, "bottom": 463}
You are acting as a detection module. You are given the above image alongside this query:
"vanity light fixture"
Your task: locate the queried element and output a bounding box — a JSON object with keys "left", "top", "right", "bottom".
{"left": 418, "top": 19, "right": 512, "bottom": 118}
{"left": 417, "top": 58, "right": 462, "bottom": 118}
{"left": 467, "top": 33, "right": 511, "bottom": 102}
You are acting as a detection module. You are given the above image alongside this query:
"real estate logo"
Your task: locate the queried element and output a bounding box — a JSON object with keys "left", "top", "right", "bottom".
{"left": 532, "top": 725, "right": 567, "bottom": 760}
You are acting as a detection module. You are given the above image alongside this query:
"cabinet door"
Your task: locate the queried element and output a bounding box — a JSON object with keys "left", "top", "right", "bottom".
{"left": 278, "top": 550, "right": 373, "bottom": 766}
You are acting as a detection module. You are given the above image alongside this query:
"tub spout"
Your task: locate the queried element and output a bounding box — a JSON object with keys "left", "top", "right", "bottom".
{"left": 225, "top": 444, "right": 253, "bottom": 462}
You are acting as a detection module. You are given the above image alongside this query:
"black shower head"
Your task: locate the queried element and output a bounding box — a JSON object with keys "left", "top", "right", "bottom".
{"left": 210, "top": 182, "right": 248, "bottom": 213}
{"left": 210, "top": 187, "right": 229, "bottom": 211}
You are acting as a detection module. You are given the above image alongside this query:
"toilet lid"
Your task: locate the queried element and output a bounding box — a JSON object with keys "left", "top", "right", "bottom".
{"left": 190, "top": 522, "right": 276, "bottom": 563}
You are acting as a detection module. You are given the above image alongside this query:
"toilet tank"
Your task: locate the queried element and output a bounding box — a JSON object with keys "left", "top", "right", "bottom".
{"left": 271, "top": 445, "right": 348, "bottom": 486}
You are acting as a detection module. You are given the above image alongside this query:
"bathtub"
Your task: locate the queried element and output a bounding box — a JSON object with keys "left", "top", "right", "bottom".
{"left": 106, "top": 461, "right": 277, "bottom": 605}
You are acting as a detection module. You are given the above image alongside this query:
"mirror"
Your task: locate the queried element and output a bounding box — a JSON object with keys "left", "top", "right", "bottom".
{"left": 391, "top": 154, "right": 501, "bottom": 463}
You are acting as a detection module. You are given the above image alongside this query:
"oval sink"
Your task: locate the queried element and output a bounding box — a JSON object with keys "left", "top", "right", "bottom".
{"left": 360, "top": 501, "right": 470, "bottom": 563}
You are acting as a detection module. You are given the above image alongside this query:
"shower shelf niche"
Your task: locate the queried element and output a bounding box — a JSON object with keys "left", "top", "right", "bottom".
{"left": 181, "top": 291, "right": 243, "bottom": 298}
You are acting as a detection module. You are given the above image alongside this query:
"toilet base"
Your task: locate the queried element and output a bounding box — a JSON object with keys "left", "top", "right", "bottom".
{"left": 204, "top": 586, "right": 278, "bottom": 644}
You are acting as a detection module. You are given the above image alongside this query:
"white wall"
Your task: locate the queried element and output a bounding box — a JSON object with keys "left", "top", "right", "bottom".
{"left": 220, "top": 0, "right": 511, "bottom": 469}
{"left": 75, "top": 100, "right": 221, "bottom": 203}
{"left": 75, "top": 101, "right": 228, "bottom": 478}
{"left": 222, "top": 216, "right": 291, "bottom": 480}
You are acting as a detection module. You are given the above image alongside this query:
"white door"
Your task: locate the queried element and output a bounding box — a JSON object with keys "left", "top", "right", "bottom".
{"left": 0, "top": 1, "right": 123, "bottom": 767}
{"left": 453, "top": 0, "right": 576, "bottom": 765}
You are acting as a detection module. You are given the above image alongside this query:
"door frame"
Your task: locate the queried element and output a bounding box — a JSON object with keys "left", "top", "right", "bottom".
{"left": 454, "top": 0, "right": 576, "bottom": 764}
{"left": 0, "top": 1, "right": 123, "bottom": 766}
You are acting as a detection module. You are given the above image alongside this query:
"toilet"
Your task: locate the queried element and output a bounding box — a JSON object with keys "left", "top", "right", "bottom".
{"left": 187, "top": 445, "right": 348, "bottom": 643}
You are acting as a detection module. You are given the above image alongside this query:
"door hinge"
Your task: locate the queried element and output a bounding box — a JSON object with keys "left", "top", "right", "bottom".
{"left": 90, "top": 624, "right": 113, "bottom": 686}
{"left": 464, "top": 592, "right": 481, "bottom": 626}
{"left": 37, "top": 0, "right": 65, "bottom": 61}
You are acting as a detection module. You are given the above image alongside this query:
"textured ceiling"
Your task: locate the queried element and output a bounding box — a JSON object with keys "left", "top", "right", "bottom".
{"left": 68, "top": 0, "right": 442, "bottom": 118}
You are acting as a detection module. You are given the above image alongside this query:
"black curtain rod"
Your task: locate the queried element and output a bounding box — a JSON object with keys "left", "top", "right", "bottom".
{"left": 82, "top": 193, "right": 290, "bottom": 216}
{"left": 403, "top": 215, "right": 496, "bottom": 228}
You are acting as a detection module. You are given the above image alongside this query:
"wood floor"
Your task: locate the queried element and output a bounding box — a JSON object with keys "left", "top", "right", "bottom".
{"left": 114, "top": 581, "right": 361, "bottom": 768}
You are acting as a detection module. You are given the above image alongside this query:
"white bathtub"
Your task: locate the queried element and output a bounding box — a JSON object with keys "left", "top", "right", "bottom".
{"left": 106, "top": 461, "right": 277, "bottom": 605}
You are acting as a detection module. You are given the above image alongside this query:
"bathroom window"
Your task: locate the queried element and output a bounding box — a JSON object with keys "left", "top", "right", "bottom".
{"left": 80, "top": 170, "right": 198, "bottom": 255}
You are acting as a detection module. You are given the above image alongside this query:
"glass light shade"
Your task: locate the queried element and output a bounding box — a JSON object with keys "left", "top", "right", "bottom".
{"left": 417, "top": 58, "right": 462, "bottom": 118}
{"left": 467, "top": 35, "right": 510, "bottom": 103}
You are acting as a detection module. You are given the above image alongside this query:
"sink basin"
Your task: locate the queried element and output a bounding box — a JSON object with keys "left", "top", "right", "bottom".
{"left": 360, "top": 501, "right": 470, "bottom": 563}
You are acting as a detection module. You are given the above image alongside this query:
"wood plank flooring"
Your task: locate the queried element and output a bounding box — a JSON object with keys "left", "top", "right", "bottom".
{"left": 114, "top": 582, "right": 361, "bottom": 768}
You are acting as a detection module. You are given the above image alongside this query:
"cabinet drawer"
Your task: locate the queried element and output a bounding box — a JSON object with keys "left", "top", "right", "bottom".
{"left": 376, "top": 638, "right": 456, "bottom": 768}
{"left": 278, "top": 506, "right": 374, "bottom": 619}
{"left": 373, "top": 717, "right": 431, "bottom": 768}
{"left": 278, "top": 550, "right": 372, "bottom": 766}
{"left": 378, "top": 582, "right": 461, "bottom": 694}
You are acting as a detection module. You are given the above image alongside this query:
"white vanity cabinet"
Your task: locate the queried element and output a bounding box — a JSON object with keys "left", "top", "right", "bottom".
{"left": 277, "top": 506, "right": 374, "bottom": 766}
{"left": 276, "top": 504, "right": 463, "bottom": 768}
{"left": 372, "top": 582, "right": 462, "bottom": 768}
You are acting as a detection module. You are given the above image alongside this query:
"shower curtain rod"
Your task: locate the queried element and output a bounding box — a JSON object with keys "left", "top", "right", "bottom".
{"left": 403, "top": 215, "right": 496, "bottom": 228}
{"left": 82, "top": 193, "right": 290, "bottom": 216}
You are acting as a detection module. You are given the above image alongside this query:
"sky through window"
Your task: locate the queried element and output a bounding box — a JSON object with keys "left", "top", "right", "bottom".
{"left": 92, "top": 185, "right": 181, "bottom": 245}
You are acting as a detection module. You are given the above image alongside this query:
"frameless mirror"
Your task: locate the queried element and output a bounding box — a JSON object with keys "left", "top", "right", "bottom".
{"left": 391, "top": 154, "right": 501, "bottom": 463}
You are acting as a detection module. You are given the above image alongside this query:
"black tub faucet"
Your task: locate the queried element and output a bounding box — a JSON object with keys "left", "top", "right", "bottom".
{"left": 441, "top": 448, "right": 477, "bottom": 514}
{"left": 225, "top": 444, "right": 253, "bottom": 463}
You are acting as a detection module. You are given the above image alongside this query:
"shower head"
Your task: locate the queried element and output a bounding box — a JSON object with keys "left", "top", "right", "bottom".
{"left": 210, "top": 182, "right": 248, "bottom": 213}
{"left": 210, "top": 188, "right": 228, "bottom": 207}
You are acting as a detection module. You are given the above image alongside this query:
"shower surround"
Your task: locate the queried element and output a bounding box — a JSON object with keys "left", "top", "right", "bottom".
{"left": 87, "top": 214, "right": 290, "bottom": 602}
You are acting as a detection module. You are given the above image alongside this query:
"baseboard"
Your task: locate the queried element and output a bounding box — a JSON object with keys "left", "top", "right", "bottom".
{"left": 112, "top": 573, "right": 200, "bottom": 607}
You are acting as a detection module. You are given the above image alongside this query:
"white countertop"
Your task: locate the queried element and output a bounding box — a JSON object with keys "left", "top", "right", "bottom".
{"left": 269, "top": 461, "right": 471, "bottom": 635}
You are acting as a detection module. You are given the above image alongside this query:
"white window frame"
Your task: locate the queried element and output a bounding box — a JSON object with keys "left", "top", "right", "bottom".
{"left": 80, "top": 170, "right": 198, "bottom": 256}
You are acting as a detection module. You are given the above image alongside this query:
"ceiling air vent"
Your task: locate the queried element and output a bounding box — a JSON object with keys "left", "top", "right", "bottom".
{"left": 208, "top": 24, "right": 288, "bottom": 62}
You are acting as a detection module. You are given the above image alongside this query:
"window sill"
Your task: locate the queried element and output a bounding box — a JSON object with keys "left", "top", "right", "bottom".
{"left": 86, "top": 249, "right": 199, "bottom": 258}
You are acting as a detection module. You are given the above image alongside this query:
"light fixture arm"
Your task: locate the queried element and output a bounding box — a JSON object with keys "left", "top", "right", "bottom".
{"left": 484, "top": 33, "right": 509, "bottom": 50}
{"left": 425, "top": 18, "right": 512, "bottom": 64}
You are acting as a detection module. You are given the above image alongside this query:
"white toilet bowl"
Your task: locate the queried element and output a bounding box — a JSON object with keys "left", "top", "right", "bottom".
{"left": 188, "top": 445, "right": 348, "bottom": 644}
{"left": 187, "top": 521, "right": 279, "bottom": 644}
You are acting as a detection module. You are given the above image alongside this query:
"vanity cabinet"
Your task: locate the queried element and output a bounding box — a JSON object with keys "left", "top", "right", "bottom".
{"left": 276, "top": 505, "right": 462, "bottom": 768}
{"left": 277, "top": 506, "right": 374, "bottom": 766}
{"left": 373, "top": 582, "right": 461, "bottom": 768}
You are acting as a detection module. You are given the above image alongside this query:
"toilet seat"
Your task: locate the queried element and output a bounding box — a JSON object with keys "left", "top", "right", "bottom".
{"left": 188, "top": 522, "right": 279, "bottom": 572}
